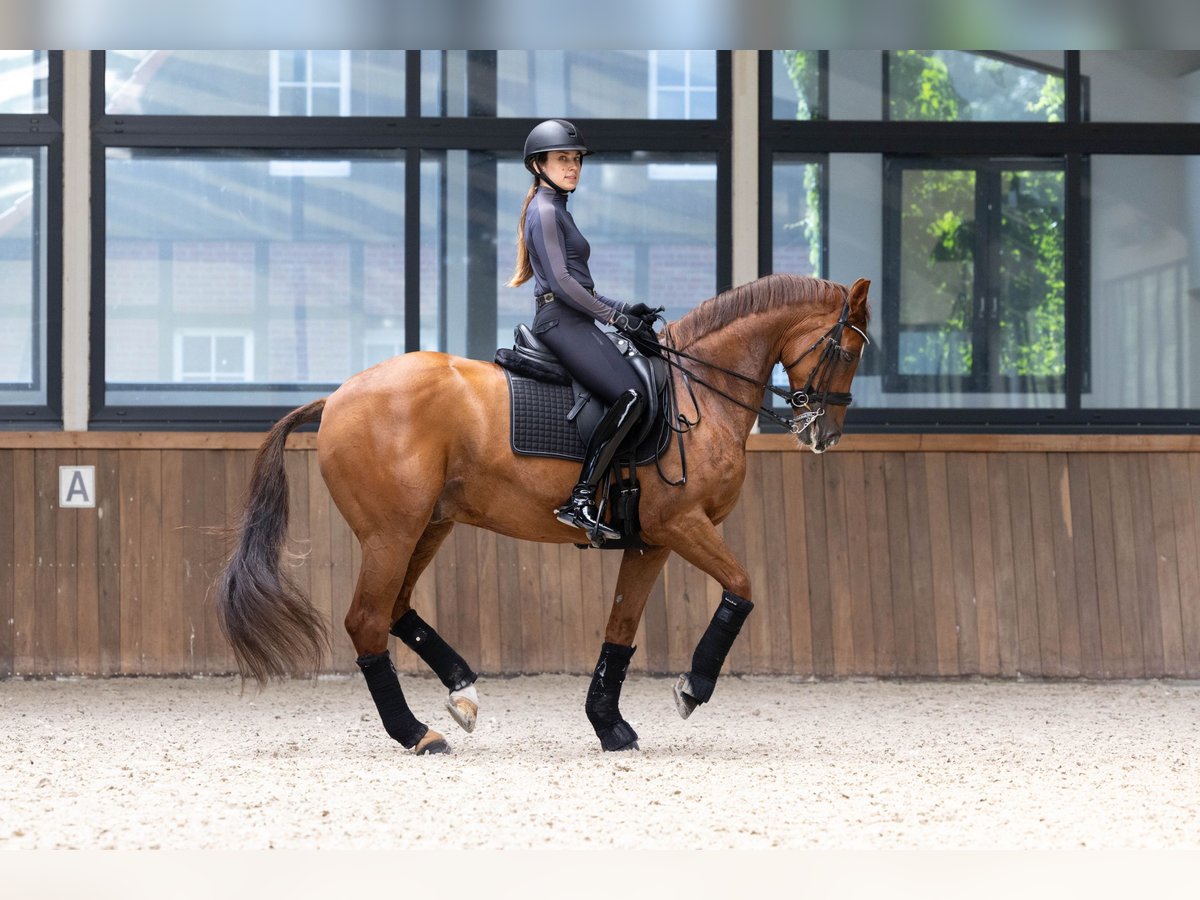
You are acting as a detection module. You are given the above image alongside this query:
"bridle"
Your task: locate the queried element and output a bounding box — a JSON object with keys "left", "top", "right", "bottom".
{"left": 650, "top": 298, "right": 870, "bottom": 436}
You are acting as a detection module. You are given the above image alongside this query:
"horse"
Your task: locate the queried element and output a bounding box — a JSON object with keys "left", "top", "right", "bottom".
{"left": 216, "top": 273, "right": 871, "bottom": 754}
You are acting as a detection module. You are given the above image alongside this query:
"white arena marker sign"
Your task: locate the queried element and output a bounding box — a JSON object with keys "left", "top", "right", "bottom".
{"left": 59, "top": 466, "right": 96, "bottom": 508}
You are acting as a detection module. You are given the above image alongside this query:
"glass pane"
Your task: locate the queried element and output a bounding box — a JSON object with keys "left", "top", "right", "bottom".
{"left": 421, "top": 151, "right": 717, "bottom": 362}
{"left": 772, "top": 157, "right": 823, "bottom": 277}
{"left": 996, "top": 169, "right": 1065, "bottom": 385}
{"left": 0, "top": 149, "right": 47, "bottom": 405}
{"left": 897, "top": 167, "right": 976, "bottom": 378}
{"left": 1082, "top": 52, "right": 1200, "bottom": 122}
{"left": 104, "top": 51, "right": 404, "bottom": 116}
{"left": 1085, "top": 156, "right": 1199, "bottom": 409}
{"left": 426, "top": 51, "right": 717, "bottom": 119}
{"left": 888, "top": 51, "right": 1065, "bottom": 122}
{"left": 105, "top": 150, "right": 404, "bottom": 407}
{"left": 772, "top": 51, "right": 821, "bottom": 120}
{"left": 0, "top": 51, "right": 48, "bottom": 114}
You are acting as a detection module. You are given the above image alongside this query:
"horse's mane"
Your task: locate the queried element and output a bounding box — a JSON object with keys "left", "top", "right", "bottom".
{"left": 665, "top": 273, "right": 850, "bottom": 348}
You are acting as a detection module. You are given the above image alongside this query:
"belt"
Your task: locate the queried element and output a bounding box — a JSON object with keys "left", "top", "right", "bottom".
{"left": 535, "top": 289, "right": 596, "bottom": 311}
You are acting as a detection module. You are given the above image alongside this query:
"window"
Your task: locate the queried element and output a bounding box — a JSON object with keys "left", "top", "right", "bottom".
{"left": 761, "top": 51, "right": 1197, "bottom": 430}
{"left": 93, "top": 51, "right": 732, "bottom": 426}
{"left": 0, "top": 51, "right": 58, "bottom": 423}
{"left": 649, "top": 51, "right": 717, "bottom": 119}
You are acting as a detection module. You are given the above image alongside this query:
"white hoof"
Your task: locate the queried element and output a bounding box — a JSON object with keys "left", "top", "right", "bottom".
{"left": 446, "top": 684, "right": 479, "bottom": 733}
{"left": 673, "top": 674, "right": 699, "bottom": 720}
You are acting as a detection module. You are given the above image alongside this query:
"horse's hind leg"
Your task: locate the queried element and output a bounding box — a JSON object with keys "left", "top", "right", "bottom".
{"left": 584, "top": 545, "right": 671, "bottom": 751}
{"left": 348, "top": 536, "right": 450, "bottom": 755}
{"left": 387, "top": 521, "right": 481, "bottom": 733}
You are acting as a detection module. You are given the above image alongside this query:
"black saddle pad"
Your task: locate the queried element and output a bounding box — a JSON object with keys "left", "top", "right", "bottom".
{"left": 505, "top": 372, "right": 668, "bottom": 466}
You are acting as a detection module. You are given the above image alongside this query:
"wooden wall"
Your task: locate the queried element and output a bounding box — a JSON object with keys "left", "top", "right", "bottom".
{"left": 1, "top": 433, "right": 1197, "bottom": 679}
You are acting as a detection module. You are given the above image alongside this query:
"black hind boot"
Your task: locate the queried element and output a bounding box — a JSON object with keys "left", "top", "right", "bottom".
{"left": 555, "top": 389, "right": 645, "bottom": 543}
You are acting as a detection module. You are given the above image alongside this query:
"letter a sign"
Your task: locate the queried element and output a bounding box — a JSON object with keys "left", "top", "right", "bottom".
{"left": 59, "top": 466, "right": 96, "bottom": 508}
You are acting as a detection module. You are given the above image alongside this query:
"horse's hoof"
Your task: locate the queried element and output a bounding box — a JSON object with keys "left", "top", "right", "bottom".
{"left": 673, "top": 674, "right": 699, "bottom": 720}
{"left": 446, "top": 685, "right": 478, "bottom": 733}
{"left": 598, "top": 720, "right": 639, "bottom": 751}
{"left": 414, "top": 730, "right": 451, "bottom": 755}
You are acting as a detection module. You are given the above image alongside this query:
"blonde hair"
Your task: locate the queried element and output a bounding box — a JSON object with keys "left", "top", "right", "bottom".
{"left": 507, "top": 176, "right": 539, "bottom": 288}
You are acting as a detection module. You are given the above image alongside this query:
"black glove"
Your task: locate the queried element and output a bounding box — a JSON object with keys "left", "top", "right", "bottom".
{"left": 614, "top": 312, "right": 660, "bottom": 349}
{"left": 626, "top": 303, "right": 665, "bottom": 327}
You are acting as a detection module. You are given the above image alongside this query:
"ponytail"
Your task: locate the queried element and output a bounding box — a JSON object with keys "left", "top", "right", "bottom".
{"left": 507, "top": 177, "right": 539, "bottom": 288}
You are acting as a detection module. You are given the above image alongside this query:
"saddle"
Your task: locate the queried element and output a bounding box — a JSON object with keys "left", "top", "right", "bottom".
{"left": 495, "top": 325, "right": 672, "bottom": 549}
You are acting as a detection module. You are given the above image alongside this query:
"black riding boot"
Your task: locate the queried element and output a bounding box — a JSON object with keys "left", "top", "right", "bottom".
{"left": 555, "top": 389, "right": 646, "bottom": 543}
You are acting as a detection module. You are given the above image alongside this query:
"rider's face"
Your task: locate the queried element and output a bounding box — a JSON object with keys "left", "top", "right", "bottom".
{"left": 538, "top": 151, "right": 583, "bottom": 190}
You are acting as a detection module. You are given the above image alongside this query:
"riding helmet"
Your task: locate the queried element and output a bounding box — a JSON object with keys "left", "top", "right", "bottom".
{"left": 523, "top": 119, "right": 592, "bottom": 174}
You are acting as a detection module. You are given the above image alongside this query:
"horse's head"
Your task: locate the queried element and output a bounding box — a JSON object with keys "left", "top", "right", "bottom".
{"left": 780, "top": 277, "right": 871, "bottom": 454}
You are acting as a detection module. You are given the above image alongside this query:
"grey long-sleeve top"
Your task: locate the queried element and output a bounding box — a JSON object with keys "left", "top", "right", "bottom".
{"left": 526, "top": 185, "right": 628, "bottom": 324}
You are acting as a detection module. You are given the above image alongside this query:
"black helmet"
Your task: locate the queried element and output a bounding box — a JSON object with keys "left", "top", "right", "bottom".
{"left": 523, "top": 119, "right": 591, "bottom": 175}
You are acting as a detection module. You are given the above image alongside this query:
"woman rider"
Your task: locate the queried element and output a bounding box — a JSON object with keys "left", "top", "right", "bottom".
{"left": 507, "top": 119, "right": 659, "bottom": 542}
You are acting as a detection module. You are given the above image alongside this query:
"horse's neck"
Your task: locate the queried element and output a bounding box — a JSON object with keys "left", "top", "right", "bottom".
{"left": 680, "top": 310, "right": 789, "bottom": 438}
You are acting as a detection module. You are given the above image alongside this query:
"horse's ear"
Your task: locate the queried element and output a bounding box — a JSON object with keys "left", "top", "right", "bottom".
{"left": 849, "top": 278, "right": 870, "bottom": 308}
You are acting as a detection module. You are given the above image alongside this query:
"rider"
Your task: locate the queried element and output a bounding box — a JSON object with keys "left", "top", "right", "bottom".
{"left": 507, "top": 119, "right": 659, "bottom": 541}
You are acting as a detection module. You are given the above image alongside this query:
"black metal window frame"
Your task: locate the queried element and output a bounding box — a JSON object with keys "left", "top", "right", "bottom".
{"left": 0, "top": 51, "right": 63, "bottom": 428}
{"left": 89, "top": 50, "right": 734, "bottom": 430}
{"left": 759, "top": 50, "right": 1200, "bottom": 434}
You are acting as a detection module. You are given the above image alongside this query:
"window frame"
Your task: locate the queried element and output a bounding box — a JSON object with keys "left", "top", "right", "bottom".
{"left": 0, "top": 50, "right": 63, "bottom": 427}
{"left": 759, "top": 50, "right": 1200, "bottom": 434}
{"left": 89, "top": 51, "right": 734, "bottom": 430}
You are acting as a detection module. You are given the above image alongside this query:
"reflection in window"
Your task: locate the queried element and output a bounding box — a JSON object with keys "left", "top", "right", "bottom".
{"left": 772, "top": 51, "right": 822, "bottom": 120}
{"left": 425, "top": 51, "right": 718, "bottom": 119}
{"left": 0, "top": 51, "right": 49, "bottom": 114}
{"left": 105, "top": 51, "right": 405, "bottom": 116}
{"left": 888, "top": 51, "right": 1065, "bottom": 122}
{"left": 105, "top": 151, "right": 404, "bottom": 407}
{"left": 1082, "top": 52, "right": 1200, "bottom": 123}
{"left": 886, "top": 159, "right": 1065, "bottom": 402}
{"left": 0, "top": 150, "right": 46, "bottom": 404}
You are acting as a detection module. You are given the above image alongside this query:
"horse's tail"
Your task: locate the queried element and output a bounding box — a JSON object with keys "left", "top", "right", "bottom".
{"left": 216, "top": 398, "right": 330, "bottom": 684}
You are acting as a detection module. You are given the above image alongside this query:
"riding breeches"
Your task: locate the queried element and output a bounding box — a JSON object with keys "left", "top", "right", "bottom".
{"left": 532, "top": 300, "right": 641, "bottom": 405}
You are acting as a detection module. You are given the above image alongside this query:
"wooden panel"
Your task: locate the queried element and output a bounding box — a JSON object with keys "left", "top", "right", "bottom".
{"left": 986, "top": 454, "right": 1019, "bottom": 677}
{"left": 1128, "top": 456, "right": 1166, "bottom": 675}
{"left": 1006, "top": 455, "right": 1042, "bottom": 677}
{"left": 801, "top": 455, "right": 833, "bottom": 676}
{"left": 861, "top": 452, "right": 895, "bottom": 676}
{"left": 1084, "top": 454, "right": 1123, "bottom": 677}
{"left": 33, "top": 450, "right": 58, "bottom": 675}
{"left": 1068, "top": 455, "right": 1102, "bottom": 676}
{"left": 945, "top": 454, "right": 978, "bottom": 676}
{"left": 96, "top": 450, "right": 122, "bottom": 675}
{"left": 1106, "top": 454, "right": 1146, "bottom": 678}
{"left": 75, "top": 449, "right": 101, "bottom": 676}
{"left": 1168, "top": 454, "right": 1200, "bottom": 678}
{"left": 966, "top": 455, "right": 998, "bottom": 676}
{"left": 822, "top": 454, "right": 855, "bottom": 676}
{"left": 54, "top": 450, "right": 80, "bottom": 674}
{"left": 1046, "top": 455, "right": 1083, "bottom": 677}
{"left": 1148, "top": 455, "right": 1186, "bottom": 675}
{"left": 923, "top": 453, "right": 959, "bottom": 676}
{"left": 0, "top": 452, "right": 13, "bottom": 676}
{"left": 905, "top": 453, "right": 938, "bottom": 675}
{"left": 883, "top": 454, "right": 916, "bottom": 676}
{"left": 1025, "top": 454, "right": 1062, "bottom": 677}
{"left": 1, "top": 444, "right": 1197, "bottom": 681}
{"left": 11, "top": 450, "right": 34, "bottom": 674}
{"left": 781, "top": 452, "right": 814, "bottom": 677}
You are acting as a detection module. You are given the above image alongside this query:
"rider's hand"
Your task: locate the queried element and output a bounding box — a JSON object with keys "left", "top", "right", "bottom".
{"left": 614, "top": 312, "right": 660, "bottom": 349}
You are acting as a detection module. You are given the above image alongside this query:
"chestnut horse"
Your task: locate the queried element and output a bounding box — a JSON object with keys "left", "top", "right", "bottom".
{"left": 216, "top": 274, "right": 870, "bottom": 754}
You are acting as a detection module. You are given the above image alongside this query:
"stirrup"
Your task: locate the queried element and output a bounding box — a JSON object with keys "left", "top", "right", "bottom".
{"left": 555, "top": 502, "right": 620, "bottom": 543}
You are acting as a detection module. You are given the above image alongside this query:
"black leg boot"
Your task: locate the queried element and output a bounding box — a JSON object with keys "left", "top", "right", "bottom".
{"left": 585, "top": 642, "right": 639, "bottom": 751}
{"left": 555, "top": 389, "right": 645, "bottom": 544}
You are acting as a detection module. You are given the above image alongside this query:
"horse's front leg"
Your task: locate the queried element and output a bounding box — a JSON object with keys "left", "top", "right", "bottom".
{"left": 652, "top": 511, "right": 755, "bottom": 720}
{"left": 585, "top": 545, "right": 670, "bottom": 751}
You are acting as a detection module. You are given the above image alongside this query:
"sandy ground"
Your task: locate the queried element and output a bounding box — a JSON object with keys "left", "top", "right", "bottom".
{"left": 1, "top": 674, "right": 1198, "bottom": 851}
